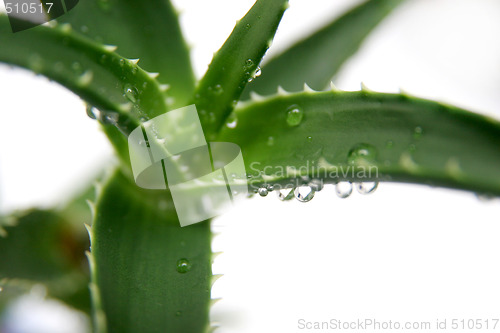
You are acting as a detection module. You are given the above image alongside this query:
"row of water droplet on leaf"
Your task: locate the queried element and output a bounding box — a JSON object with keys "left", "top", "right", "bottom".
{"left": 255, "top": 179, "right": 379, "bottom": 202}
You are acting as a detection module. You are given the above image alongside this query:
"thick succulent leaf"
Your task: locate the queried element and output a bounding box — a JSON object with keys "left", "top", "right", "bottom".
{"left": 0, "top": 15, "right": 169, "bottom": 163}
{"left": 219, "top": 89, "right": 500, "bottom": 196}
{"left": 0, "top": 209, "right": 90, "bottom": 313}
{"left": 243, "top": 0, "right": 404, "bottom": 96}
{"left": 88, "top": 170, "right": 213, "bottom": 333}
{"left": 194, "top": 0, "right": 289, "bottom": 138}
{"left": 56, "top": 0, "right": 195, "bottom": 107}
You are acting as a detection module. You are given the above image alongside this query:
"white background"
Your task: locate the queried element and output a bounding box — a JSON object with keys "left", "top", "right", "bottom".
{"left": 1, "top": 0, "right": 500, "bottom": 332}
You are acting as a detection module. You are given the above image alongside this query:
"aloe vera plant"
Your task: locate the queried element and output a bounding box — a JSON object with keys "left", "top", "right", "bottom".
{"left": 0, "top": 0, "right": 499, "bottom": 332}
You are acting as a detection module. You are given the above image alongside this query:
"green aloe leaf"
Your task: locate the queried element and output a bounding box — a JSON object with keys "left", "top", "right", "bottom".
{"left": 0, "top": 15, "right": 169, "bottom": 163}
{"left": 88, "top": 170, "right": 214, "bottom": 333}
{"left": 0, "top": 209, "right": 91, "bottom": 313}
{"left": 56, "top": 0, "right": 195, "bottom": 107}
{"left": 243, "top": 0, "right": 404, "bottom": 96}
{"left": 194, "top": 0, "right": 289, "bottom": 138}
{"left": 219, "top": 88, "right": 500, "bottom": 196}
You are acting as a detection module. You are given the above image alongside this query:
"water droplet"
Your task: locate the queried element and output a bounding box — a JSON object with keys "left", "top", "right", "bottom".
{"left": 308, "top": 179, "right": 324, "bottom": 192}
{"left": 347, "top": 143, "right": 377, "bottom": 165}
{"left": 267, "top": 136, "right": 275, "bottom": 146}
{"left": 245, "top": 59, "right": 253, "bottom": 68}
{"left": 123, "top": 84, "right": 138, "bottom": 103}
{"left": 226, "top": 114, "right": 237, "bottom": 128}
{"left": 175, "top": 311, "right": 182, "bottom": 317}
{"left": 207, "top": 112, "right": 216, "bottom": 124}
{"left": 307, "top": 136, "right": 312, "bottom": 143}
{"left": 247, "top": 75, "right": 253, "bottom": 83}
{"left": 86, "top": 105, "right": 98, "bottom": 120}
{"left": 101, "top": 111, "right": 119, "bottom": 125}
{"left": 176, "top": 258, "right": 191, "bottom": 273}
{"left": 413, "top": 126, "right": 423, "bottom": 139}
{"left": 355, "top": 181, "right": 378, "bottom": 195}
{"left": 214, "top": 84, "right": 223, "bottom": 95}
{"left": 119, "top": 58, "right": 125, "bottom": 67}
{"left": 258, "top": 187, "right": 268, "bottom": 197}
{"left": 254, "top": 67, "right": 261, "bottom": 77}
{"left": 245, "top": 23, "right": 251, "bottom": 29}
{"left": 335, "top": 182, "right": 352, "bottom": 198}
{"left": 277, "top": 187, "right": 295, "bottom": 201}
{"left": 294, "top": 186, "right": 315, "bottom": 202}
{"left": 286, "top": 105, "right": 303, "bottom": 127}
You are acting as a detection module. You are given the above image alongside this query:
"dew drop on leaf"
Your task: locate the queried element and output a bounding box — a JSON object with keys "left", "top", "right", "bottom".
{"left": 123, "top": 84, "right": 138, "bottom": 103}
{"left": 294, "top": 186, "right": 315, "bottom": 202}
{"left": 413, "top": 126, "right": 423, "bottom": 139}
{"left": 214, "top": 84, "right": 223, "bottom": 95}
{"left": 277, "top": 187, "right": 295, "bottom": 201}
{"left": 86, "top": 104, "right": 98, "bottom": 120}
{"left": 101, "top": 111, "right": 119, "bottom": 125}
{"left": 176, "top": 258, "right": 191, "bottom": 274}
{"left": 254, "top": 67, "right": 261, "bottom": 77}
{"left": 258, "top": 187, "right": 268, "bottom": 197}
{"left": 355, "top": 181, "right": 378, "bottom": 195}
{"left": 335, "top": 181, "right": 352, "bottom": 198}
{"left": 245, "top": 59, "right": 254, "bottom": 68}
{"left": 286, "top": 105, "right": 303, "bottom": 127}
{"left": 347, "top": 143, "right": 377, "bottom": 165}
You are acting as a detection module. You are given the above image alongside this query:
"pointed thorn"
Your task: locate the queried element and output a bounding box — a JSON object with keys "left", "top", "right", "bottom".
{"left": 212, "top": 251, "right": 223, "bottom": 261}
{"left": 86, "top": 199, "right": 96, "bottom": 218}
{"left": 303, "top": 83, "right": 314, "bottom": 93}
{"left": 329, "top": 81, "right": 340, "bottom": 92}
{"left": 211, "top": 274, "right": 223, "bottom": 287}
{"left": 249, "top": 91, "right": 265, "bottom": 102}
{"left": 103, "top": 44, "right": 118, "bottom": 52}
{"left": 277, "top": 86, "right": 288, "bottom": 95}
{"left": 84, "top": 224, "right": 93, "bottom": 242}
{"left": 129, "top": 58, "right": 140, "bottom": 65}
{"left": 147, "top": 72, "right": 160, "bottom": 79}
{"left": 399, "top": 87, "right": 412, "bottom": 98}
{"left": 159, "top": 84, "right": 170, "bottom": 92}
{"left": 210, "top": 298, "right": 222, "bottom": 307}
{"left": 77, "top": 70, "right": 93, "bottom": 87}
{"left": 360, "top": 82, "right": 373, "bottom": 92}
{"left": 59, "top": 23, "right": 72, "bottom": 33}
{"left": 93, "top": 181, "right": 103, "bottom": 199}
